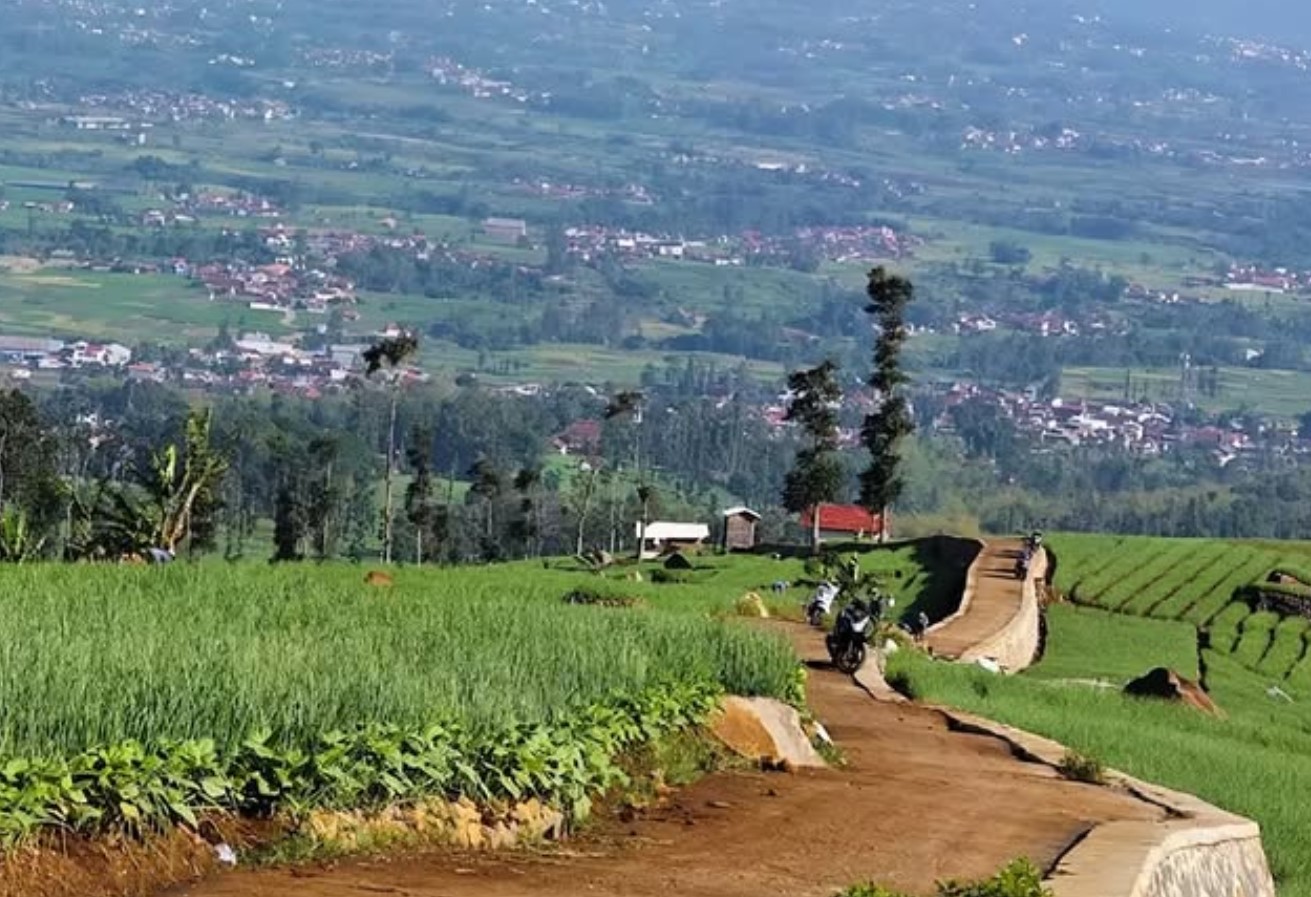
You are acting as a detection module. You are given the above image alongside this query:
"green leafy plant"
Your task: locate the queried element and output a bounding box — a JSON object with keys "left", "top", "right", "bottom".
{"left": 0, "top": 507, "right": 44, "bottom": 564}
{"left": 838, "top": 859, "right": 1051, "bottom": 897}
{"left": 0, "top": 680, "right": 722, "bottom": 847}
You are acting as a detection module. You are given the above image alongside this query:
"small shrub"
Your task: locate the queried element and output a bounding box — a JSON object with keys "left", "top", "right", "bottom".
{"left": 1057, "top": 750, "right": 1106, "bottom": 785}
{"left": 939, "top": 859, "right": 1051, "bottom": 897}
{"left": 838, "top": 886, "right": 909, "bottom": 897}
{"left": 838, "top": 859, "right": 1051, "bottom": 897}
{"left": 562, "top": 588, "right": 642, "bottom": 608}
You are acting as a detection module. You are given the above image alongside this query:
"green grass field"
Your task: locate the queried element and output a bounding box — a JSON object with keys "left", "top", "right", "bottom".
{"left": 1059, "top": 366, "right": 1311, "bottom": 419}
{"left": 0, "top": 270, "right": 290, "bottom": 343}
{"left": 889, "top": 533, "right": 1311, "bottom": 896}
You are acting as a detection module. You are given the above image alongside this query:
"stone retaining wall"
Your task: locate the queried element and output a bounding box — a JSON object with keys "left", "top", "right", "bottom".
{"left": 958, "top": 546, "right": 1045, "bottom": 674}
{"left": 921, "top": 536, "right": 986, "bottom": 631}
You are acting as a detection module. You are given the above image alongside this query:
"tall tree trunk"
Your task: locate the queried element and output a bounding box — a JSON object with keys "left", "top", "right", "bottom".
{"left": 381, "top": 388, "right": 398, "bottom": 564}
{"left": 608, "top": 476, "right": 617, "bottom": 554}
{"left": 810, "top": 503, "right": 822, "bottom": 553}
{"left": 415, "top": 527, "right": 423, "bottom": 566}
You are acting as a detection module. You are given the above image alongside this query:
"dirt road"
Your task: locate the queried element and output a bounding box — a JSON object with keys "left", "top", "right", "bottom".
{"left": 925, "top": 539, "right": 1027, "bottom": 660}
{"left": 171, "top": 625, "right": 1156, "bottom": 897}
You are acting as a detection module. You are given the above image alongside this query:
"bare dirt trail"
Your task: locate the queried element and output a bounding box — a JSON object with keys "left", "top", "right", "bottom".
{"left": 925, "top": 539, "right": 1027, "bottom": 660}
{"left": 170, "top": 625, "right": 1157, "bottom": 897}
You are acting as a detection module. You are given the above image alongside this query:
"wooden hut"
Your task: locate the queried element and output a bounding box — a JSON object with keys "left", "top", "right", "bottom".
{"left": 721, "top": 507, "right": 761, "bottom": 552}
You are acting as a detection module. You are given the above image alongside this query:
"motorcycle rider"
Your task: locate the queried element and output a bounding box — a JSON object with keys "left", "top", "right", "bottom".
{"left": 806, "top": 580, "right": 840, "bottom": 624}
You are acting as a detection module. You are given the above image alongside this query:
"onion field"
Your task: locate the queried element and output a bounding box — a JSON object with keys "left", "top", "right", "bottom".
{"left": 0, "top": 543, "right": 948, "bottom": 849}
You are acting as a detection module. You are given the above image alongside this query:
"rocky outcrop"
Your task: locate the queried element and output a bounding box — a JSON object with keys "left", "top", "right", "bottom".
{"left": 708, "top": 697, "right": 825, "bottom": 769}
{"left": 303, "top": 797, "right": 565, "bottom": 852}
{"left": 1123, "top": 668, "right": 1223, "bottom": 717}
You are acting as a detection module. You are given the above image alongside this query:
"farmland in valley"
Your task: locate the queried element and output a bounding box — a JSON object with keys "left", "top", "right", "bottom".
{"left": 888, "top": 534, "right": 1311, "bottom": 896}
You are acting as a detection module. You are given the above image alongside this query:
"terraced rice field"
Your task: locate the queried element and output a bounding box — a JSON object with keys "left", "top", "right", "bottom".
{"left": 1050, "top": 535, "right": 1311, "bottom": 683}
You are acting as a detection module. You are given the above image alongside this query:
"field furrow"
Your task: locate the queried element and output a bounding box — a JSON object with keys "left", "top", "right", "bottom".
{"left": 1233, "top": 611, "right": 1280, "bottom": 670}
{"left": 1257, "top": 618, "right": 1311, "bottom": 681}
{"left": 1150, "top": 548, "right": 1260, "bottom": 620}
{"left": 1138, "top": 548, "right": 1230, "bottom": 618}
{"left": 1180, "top": 555, "right": 1276, "bottom": 626}
{"left": 1207, "top": 602, "right": 1257, "bottom": 654}
{"left": 1114, "top": 542, "right": 1220, "bottom": 615}
{"left": 1089, "top": 541, "right": 1198, "bottom": 611}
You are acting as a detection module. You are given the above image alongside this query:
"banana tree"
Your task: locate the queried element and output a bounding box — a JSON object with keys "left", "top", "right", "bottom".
{"left": 66, "top": 410, "right": 229, "bottom": 560}
{"left": 144, "top": 409, "right": 228, "bottom": 554}
{"left": 363, "top": 332, "right": 420, "bottom": 565}
{"left": 0, "top": 507, "right": 45, "bottom": 563}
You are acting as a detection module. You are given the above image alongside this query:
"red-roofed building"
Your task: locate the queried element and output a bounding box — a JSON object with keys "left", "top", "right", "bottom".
{"left": 552, "top": 419, "right": 602, "bottom": 456}
{"left": 799, "top": 504, "right": 884, "bottom": 544}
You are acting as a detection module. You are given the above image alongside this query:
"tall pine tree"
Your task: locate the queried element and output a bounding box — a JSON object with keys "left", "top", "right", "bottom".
{"left": 781, "top": 360, "right": 844, "bottom": 552}
{"left": 860, "top": 267, "right": 915, "bottom": 538}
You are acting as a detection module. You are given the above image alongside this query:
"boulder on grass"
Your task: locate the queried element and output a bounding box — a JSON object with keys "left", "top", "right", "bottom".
{"left": 664, "top": 551, "right": 694, "bottom": 570}
{"left": 708, "top": 697, "right": 826, "bottom": 770}
{"left": 1124, "top": 667, "right": 1223, "bottom": 717}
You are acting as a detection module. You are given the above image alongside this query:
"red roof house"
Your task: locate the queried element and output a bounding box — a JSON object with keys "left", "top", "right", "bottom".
{"left": 799, "top": 504, "right": 884, "bottom": 543}
{"left": 552, "top": 419, "right": 603, "bottom": 456}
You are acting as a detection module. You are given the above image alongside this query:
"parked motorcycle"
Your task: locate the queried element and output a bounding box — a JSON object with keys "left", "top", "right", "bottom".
{"left": 826, "top": 598, "right": 874, "bottom": 673}
{"left": 805, "top": 581, "right": 840, "bottom": 627}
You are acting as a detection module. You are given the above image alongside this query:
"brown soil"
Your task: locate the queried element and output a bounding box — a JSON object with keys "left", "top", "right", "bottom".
{"left": 0, "top": 817, "right": 276, "bottom": 897}
{"left": 167, "top": 626, "right": 1159, "bottom": 897}
{"left": 926, "top": 539, "right": 1026, "bottom": 659}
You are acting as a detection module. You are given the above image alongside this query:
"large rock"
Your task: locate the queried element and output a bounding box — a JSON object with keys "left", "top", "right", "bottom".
{"left": 664, "top": 551, "right": 694, "bottom": 570}
{"left": 708, "top": 697, "right": 826, "bottom": 769}
{"left": 1124, "top": 667, "right": 1224, "bottom": 717}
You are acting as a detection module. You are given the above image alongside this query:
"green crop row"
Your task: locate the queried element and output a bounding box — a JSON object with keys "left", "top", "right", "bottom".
{"left": 1050, "top": 534, "right": 1311, "bottom": 682}
{"left": 1149, "top": 548, "right": 1257, "bottom": 621}
{"left": 1231, "top": 612, "right": 1280, "bottom": 669}
{"left": 1092, "top": 541, "right": 1204, "bottom": 612}
{"left": 0, "top": 679, "right": 722, "bottom": 848}
{"left": 1118, "top": 543, "right": 1223, "bottom": 617}
{"left": 1257, "top": 618, "right": 1311, "bottom": 681}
